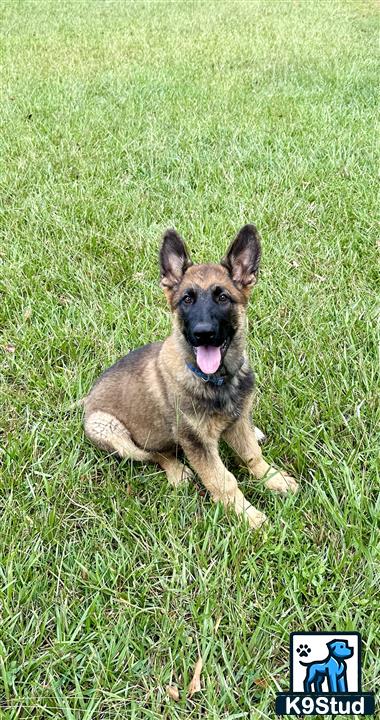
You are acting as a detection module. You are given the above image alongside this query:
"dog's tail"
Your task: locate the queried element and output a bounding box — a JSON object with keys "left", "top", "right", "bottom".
{"left": 64, "top": 396, "right": 87, "bottom": 413}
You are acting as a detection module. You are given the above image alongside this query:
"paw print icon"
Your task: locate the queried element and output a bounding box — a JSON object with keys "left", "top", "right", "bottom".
{"left": 296, "top": 644, "right": 311, "bottom": 658}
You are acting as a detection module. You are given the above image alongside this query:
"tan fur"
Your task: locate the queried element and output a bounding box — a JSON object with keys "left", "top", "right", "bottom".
{"left": 84, "top": 229, "right": 298, "bottom": 529}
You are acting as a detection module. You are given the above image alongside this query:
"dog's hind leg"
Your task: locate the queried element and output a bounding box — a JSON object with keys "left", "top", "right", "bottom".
{"left": 314, "top": 676, "right": 324, "bottom": 693}
{"left": 84, "top": 411, "right": 153, "bottom": 461}
{"left": 303, "top": 669, "right": 314, "bottom": 693}
{"left": 85, "top": 412, "right": 193, "bottom": 487}
{"left": 151, "top": 452, "right": 194, "bottom": 488}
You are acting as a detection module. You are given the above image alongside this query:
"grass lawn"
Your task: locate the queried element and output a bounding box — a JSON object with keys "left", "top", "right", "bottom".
{"left": 1, "top": 0, "right": 379, "bottom": 717}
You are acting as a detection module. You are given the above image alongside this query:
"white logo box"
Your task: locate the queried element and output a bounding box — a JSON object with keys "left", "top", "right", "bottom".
{"left": 291, "top": 632, "right": 360, "bottom": 693}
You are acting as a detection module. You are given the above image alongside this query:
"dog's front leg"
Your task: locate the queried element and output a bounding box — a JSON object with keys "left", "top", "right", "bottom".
{"left": 337, "top": 675, "right": 347, "bottom": 693}
{"left": 327, "top": 673, "right": 339, "bottom": 693}
{"left": 223, "top": 417, "right": 298, "bottom": 494}
{"left": 180, "top": 434, "right": 267, "bottom": 529}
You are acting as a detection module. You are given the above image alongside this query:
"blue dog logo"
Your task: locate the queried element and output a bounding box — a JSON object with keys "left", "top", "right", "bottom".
{"left": 275, "top": 632, "right": 375, "bottom": 716}
{"left": 299, "top": 639, "right": 354, "bottom": 693}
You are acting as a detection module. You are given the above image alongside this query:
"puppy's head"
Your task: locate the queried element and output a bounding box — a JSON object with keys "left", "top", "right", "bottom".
{"left": 160, "top": 224, "right": 261, "bottom": 374}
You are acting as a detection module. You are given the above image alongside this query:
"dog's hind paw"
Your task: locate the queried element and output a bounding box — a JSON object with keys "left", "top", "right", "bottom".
{"left": 166, "top": 463, "right": 194, "bottom": 488}
{"left": 254, "top": 426, "right": 266, "bottom": 444}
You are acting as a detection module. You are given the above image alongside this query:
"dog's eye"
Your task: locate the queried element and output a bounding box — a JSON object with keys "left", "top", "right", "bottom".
{"left": 218, "top": 293, "right": 229, "bottom": 303}
{"left": 183, "top": 295, "right": 194, "bottom": 305}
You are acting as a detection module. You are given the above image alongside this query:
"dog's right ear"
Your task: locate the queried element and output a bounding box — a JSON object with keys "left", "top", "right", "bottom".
{"left": 160, "top": 229, "right": 192, "bottom": 292}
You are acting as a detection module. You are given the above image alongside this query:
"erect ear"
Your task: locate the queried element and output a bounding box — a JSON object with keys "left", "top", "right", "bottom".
{"left": 159, "top": 229, "right": 192, "bottom": 290}
{"left": 221, "top": 224, "right": 261, "bottom": 289}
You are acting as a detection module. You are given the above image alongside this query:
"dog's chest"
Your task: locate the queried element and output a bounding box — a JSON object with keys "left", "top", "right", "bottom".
{"left": 200, "top": 367, "right": 254, "bottom": 418}
{"left": 179, "top": 368, "right": 254, "bottom": 431}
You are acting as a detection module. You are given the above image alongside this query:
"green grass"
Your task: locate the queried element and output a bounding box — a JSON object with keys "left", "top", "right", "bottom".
{"left": 1, "top": 0, "right": 379, "bottom": 717}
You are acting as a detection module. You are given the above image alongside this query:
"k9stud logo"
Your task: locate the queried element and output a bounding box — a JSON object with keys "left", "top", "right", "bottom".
{"left": 275, "top": 632, "right": 375, "bottom": 716}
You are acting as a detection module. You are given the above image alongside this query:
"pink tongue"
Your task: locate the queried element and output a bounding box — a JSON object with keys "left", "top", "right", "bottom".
{"left": 196, "top": 346, "right": 221, "bottom": 374}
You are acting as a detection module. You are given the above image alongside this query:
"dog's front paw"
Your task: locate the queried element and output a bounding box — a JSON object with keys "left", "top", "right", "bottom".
{"left": 245, "top": 505, "right": 268, "bottom": 529}
{"left": 233, "top": 490, "right": 268, "bottom": 529}
{"left": 265, "top": 469, "right": 298, "bottom": 495}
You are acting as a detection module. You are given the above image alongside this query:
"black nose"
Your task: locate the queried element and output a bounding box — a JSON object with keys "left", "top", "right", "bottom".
{"left": 193, "top": 322, "right": 216, "bottom": 345}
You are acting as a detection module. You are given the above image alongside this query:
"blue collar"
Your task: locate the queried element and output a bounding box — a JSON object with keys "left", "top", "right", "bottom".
{"left": 186, "top": 362, "right": 225, "bottom": 386}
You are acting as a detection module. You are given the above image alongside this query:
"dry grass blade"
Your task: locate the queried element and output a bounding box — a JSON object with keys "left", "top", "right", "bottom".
{"left": 214, "top": 616, "right": 222, "bottom": 633}
{"left": 188, "top": 655, "right": 203, "bottom": 697}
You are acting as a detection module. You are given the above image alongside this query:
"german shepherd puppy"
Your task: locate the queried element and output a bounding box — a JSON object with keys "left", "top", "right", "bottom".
{"left": 84, "top": 224, "right": 298, "bottom": 529}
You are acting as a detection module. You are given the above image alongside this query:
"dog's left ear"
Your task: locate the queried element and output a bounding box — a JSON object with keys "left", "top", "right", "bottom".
{"left": 221, "top": 224, "right": 261, "bottom": 290}
{"left": 160, "top": 229, "right": 192, "bottom": 290}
